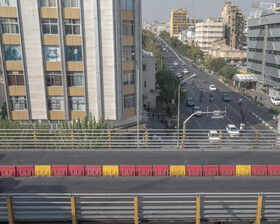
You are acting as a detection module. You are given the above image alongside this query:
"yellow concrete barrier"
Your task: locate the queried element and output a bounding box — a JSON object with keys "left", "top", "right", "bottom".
{"left": 35, "top": 165, "right": 52, "bottom": 177}
{"left": 103, "top": 165, "right": 119, "bottom": 177}
{"left": 170, "top": 165, "right": 186, "bottom": 177}
{"left": 236, "top": 165, "right": 251, "bottom": 176}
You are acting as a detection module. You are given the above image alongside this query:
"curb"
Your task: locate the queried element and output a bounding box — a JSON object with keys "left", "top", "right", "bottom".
{"left": 251, "top": 112, "right": 276, "bottom": 132}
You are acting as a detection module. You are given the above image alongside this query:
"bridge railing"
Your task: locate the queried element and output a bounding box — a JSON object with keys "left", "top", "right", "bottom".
{"left": 0, "top": 129, "right": 278, "bottom": 149}
{"left": 0, "top": 193, "right": 280, "bottom": 223}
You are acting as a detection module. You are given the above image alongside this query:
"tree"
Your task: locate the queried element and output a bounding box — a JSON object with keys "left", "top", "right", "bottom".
{"left": 0, "top": 102, "right": 7, "bottom": 120}
{"left": 210, "top": 58, "right": 227, "bottom": 72}
{"left": 187, "top": 47, "right": 203, "bottom": 62}
{"left": 159, "top": 30, "right": 170, "bottom": 41}
{"left": 218, "top": 65, "right": 238, "bottom": 80}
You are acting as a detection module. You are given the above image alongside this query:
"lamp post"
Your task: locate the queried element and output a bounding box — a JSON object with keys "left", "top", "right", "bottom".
{"left": 176, "top": 74, "right": 196, "bottom": 147}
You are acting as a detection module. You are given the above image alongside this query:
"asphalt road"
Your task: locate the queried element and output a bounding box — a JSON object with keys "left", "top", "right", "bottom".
{"left": 159, "top": 38, "right": 274, "bottom": 132}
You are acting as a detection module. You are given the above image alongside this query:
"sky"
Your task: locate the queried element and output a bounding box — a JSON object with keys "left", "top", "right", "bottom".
{"left": 142, "top": 0, "right": 278, "bottom": 23}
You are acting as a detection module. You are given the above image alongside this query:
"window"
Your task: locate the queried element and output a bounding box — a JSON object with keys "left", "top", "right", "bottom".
{"left": 46, "top": 71, "right": 62, "bottom": 86}
{"left": 64, "top": 19, "right": 80, "bottom": 35}
{"left": 123, "top": 71, "right": 134, "bottom": 85}
{"left": 264, "top": 74, "right": 280, "bottom": 83}
{"left": 121, "top": 0, "right": 134, "bottom": 11}
{"left": 143, "top": 64, "right": 146, "bottom": 71}
{"left": 4, "top": 45, "right": 22, "bottom": 61}
{"left": 69, "top": 96, "right": 85, "bottom": 111}
{"left": 62, "top": 0, "right": 79, "bottom": 7}
{"left": 48, "top": 96, "right": 64, "bottom": 111}
{"left": 65, "top": 46, "right": 82, "bottom": 61}
{"left": 0, "top": 18, "right": 19, "bottom": 34}
{"left": 10, "top": 96, "right": 27, "bottom": 111}
{"left": 67, "top": 72, "right": 84, "bottom": 86}
{"left": 7, "top": 71, "right": 24, "bottom": 86}
{"left": 0, "top": 0, "right": 16, "bottom": 6}
{"left": 43, "top": 46, "right": 61, "bottom": 62}
{"left": 122, "top": 20, "right": 134, "bottom": 36}
{"left": 122, "top": 46, "right": 134, "bottom": 61}
{"left": 124, "top": 94, "right": 135, "bottom": 109}
{"left": 41, "top": 19, "right": 58, "bottom": 34}
{"left": 144, "top": 81, "right": 146, "bottom": 88}
{"left": 39, "top": 0, "right": 56, "bottom": 7}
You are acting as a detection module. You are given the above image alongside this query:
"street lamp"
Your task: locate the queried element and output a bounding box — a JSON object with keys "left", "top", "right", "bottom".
{"left": 176, "top": 74, "right": 196, "bottom": 147}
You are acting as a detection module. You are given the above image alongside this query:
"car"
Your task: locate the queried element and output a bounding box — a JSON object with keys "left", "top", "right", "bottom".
{"left": 186, "top": 98, "right": 195, "bottom": 106}
{"left": 222, "top": 94, "right": 231, "bottom": 102}
{"left": 183, "top": 69, "right": 189, "bottom": 74}
{"left": 271, "top": 97, "right": 280, "bottom": 106}
{"left": 163, "top": 48, "right": 166, "bottom": 51}
{"left": 169, "top": 68, "right": 174, "bottom": 72}
{"left": 193, "top": 106, "right": 202, "bottom": 116}
{"left": 209, "top": 85, "right": 217, "bottom": 91}
{"left": 208, "top": 130, "right": 220, "bottom": 143}
{"left": 226, "top": 124, "right": 240, "bottom": 137}
{"left": 176, "top": 73, "right": 182, "bottom": 78}
{"left": 174, "top": 61, "right": 179, "bottom": 66}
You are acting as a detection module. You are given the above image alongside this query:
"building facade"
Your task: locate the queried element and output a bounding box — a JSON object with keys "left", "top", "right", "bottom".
{"left": 195, "top": 18, "right": 224, "bottom": 53}
{"left": 222, "top": 1, "right": 245, "bottom": 50}
{"left": 0, "top": 0, "right": 142, "bottom": 123}
{"left": 247, "top": 3, "right": 280, "bottom": 96}
{"left": 142, "top": 50, "right": 156, "bottom": 110}
{"left": 181, "top": 26, "right": 195, "bottom": 45}
{"left": 170, "top": 8, "right": 195, "bottom": 37}
{"left": 143, "top": 22, "right": 170, "bottom": 36}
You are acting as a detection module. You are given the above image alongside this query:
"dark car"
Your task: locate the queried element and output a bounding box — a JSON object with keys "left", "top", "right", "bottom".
{"left": 222, "top": 94, "right": 231, "bottom": 102}
{"left": 186, "top": 98, "right": 195, "bottom": 106}
{"left": 192, "top": 106, "right": 202, "bottom": 116}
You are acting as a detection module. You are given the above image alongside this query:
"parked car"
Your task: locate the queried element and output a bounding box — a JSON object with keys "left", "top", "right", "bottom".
{"left": 176, "top": 73, "right": 182, "bottom": 78}
{"left": 271, "top": 97, "right": 280, "bottom": 106}
{"left": 186, "top": 98, "right": 195, "bottom": 106}
{"left": 183, "top": 69, "right": 189, "bottom": 74}
{"left": 226, "top": 124, "right": 240, "bottom": 137}
{"left": 222, "top": 94, "right": 231, "bottom": 102}
{"left": 174, "top": 61, "right": 179, "bottom": 66}
{"left": 193, "top": 106, "right": 202, "bottom": 116}
{"left": 209, "top": 84, "right": 217, "bottom": 91}
{"left": 208, "top": 130, "right": 220, "bottom": 143}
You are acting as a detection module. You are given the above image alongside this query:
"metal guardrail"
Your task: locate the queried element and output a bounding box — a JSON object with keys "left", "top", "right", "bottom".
{"left": 0, "top": 129, "right": 280, "bottom": 149}
{"left": 0, "top": 129, "right": 278, "bottom": 150}
{"left": 0, "top": 193, "right": 280, "bottom": 223}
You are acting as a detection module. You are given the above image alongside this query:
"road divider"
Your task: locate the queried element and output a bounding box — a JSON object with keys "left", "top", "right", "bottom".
{"left": 0, "top": 165, "right": 280, "bottom": 178}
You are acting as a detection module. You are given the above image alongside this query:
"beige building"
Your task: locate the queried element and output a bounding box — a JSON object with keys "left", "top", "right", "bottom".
{"left": 222, "top": 1, "right": 245, "bottom": 50}
{"left": 209, "top": 39, "right": 247, "bottom": 66}
{"left": 195, "top": 18, "right": 224, "bottom": 53}
{"left": 0, "top": 0, "right": 142, "bottom": 124}
{"left": 170, "top": 8, "right": 195, "bottom": 37}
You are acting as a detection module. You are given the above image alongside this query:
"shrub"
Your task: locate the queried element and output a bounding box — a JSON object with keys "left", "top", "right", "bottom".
{"left": 269, "top": 107, "right": 279, "bottom": 115}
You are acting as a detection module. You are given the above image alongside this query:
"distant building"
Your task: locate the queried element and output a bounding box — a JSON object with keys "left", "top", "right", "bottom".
{"left": 142, "top": 50, "right": 156, "bottom": 109}
{"left": 170, "top": 8, "right": 195, "bottom": 37}
{"left": 222, "top": 1, "right": 245, "bottom": 50}
{"left": 143, "top": 22, "right": 170, "bottom": 36}
{"left": 181, "top": 26, "right": 195, "bottom": 45}
{"left": 209, "top": 39, "right": 247, "bottom": 66}
{"left": 247, "top": 2, "right": 280, "bottom": 96}
{"left": 195, "top": 18, "right": 224, "bottom": 53}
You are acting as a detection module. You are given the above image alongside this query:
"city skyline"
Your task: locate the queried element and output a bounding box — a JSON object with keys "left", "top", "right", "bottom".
{"left": 142, "top": 0, "right": 278, "bottom": 23}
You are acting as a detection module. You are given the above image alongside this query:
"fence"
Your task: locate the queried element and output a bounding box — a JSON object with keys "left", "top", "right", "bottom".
{"left": 0, "top": 193, "right": 280, "bottom": 223}
{"left": 0, "top": 129, "right": 278, "bottom": 150}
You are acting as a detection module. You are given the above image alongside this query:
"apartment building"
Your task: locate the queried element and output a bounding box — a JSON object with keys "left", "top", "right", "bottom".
{"left": 143, "top": 22, "right": 170, "bottom": 36}
{"left": 170, "top": 8, "right": 195, "bottom": 37}
{"left": 0, "top": 0, "right": 142, "bottom": 124}
{"left": 222, "top": 1, "right": 245, "bottom": 50}
{"left": 247, "top": 3, "right": 280, "bottom": 96}
{"left": 195, "top": 18, "right": 224, "bottom": 53}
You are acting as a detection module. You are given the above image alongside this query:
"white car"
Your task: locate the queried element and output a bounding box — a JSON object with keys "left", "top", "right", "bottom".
{"left": 176, "top": 73, "right": 182, "bottom": 78}
{"left": 271, "top": 97, "right": 280, "bottom": 106}
{"left": 208, "top": 130, "right": 220, "bottom": 143}
{"left": 226, "top": 124, "right": 240, "bottom": 137}
{"left": 209, "top": 85, "right": 217, "bottom": 91}
{"left": 183, "top": 69, "right": 189, "bottom": 74}
{"left": 174, "top": 61, "right": 179, "bottom": 66}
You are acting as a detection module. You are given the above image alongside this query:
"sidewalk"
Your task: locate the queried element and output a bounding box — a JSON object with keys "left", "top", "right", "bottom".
{"left": 246, "top": 89, "right": 271, "bottom": 108}
{"left": 146, "top": 99, "right": 166, "bottom": 129}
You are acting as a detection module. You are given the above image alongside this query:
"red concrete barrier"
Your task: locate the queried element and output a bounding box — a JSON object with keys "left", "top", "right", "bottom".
{"left": 187, "top": 165, "right": 202, "bottom": 177}
{"left": 119, "top": 165, "right": 135, "bottom": 177}
{"left": 52, "top": 165, "right": 68, "bottom": 177}
{"left": 252, "top": 165, "right": 267, "bottom": 176}
{"left": 203, "top": 165, "right": 219, "bottom": 176}
{"left": 268, "top": 165, "right": 280, "bottom": 176}
{"left": 85, "top": 165, "right": 102, "bottom": 177}
{"left": 153, "top": 165, "right": 169, "bottom": 176}
{"left": 68, "top": 165, "right": 85, "bottom": 177}
{"left": 136, "top": 165, "right": 152, "bottom": 176}
{"left": 219, "top": 165, "right": 236, "bottom": 176}
{"left": 17, "top": 165, "right": 34, "bottom": 177}
{"left": 0, "top": 166, "right": 16, "bottom": 177}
